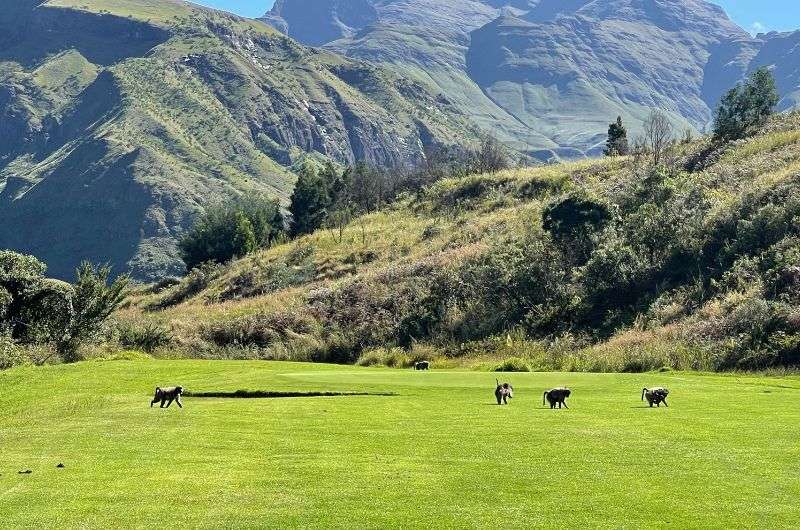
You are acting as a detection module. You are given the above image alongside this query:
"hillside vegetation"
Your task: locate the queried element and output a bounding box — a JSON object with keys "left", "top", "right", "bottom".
{"left": 113, "top": 112, "right": 800, "bottom": 372}
{"left": 1, "top": 361, "right": 798, "bottom": 527}
{"left": 0, "top": 0, "right": 475, "bottom": 281}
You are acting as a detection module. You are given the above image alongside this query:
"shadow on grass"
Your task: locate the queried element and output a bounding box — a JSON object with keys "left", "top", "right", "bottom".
{"left": 184, "top": 390, "right": 396, "bottom": 399}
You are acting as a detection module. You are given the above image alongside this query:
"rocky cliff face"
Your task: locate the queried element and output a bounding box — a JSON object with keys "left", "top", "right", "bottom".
{"left": 264, "top": 0, "right": 800, "bottom": 159}
{"left": 0, "top": 0, "right": 475, "bottom": 280}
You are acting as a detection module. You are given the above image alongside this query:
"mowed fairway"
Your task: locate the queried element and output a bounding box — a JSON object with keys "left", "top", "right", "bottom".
{"left": 1, "top": 361, "right": 799, "bottom": 528}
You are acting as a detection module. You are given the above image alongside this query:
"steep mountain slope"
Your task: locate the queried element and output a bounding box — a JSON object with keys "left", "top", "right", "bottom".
{"left": 263, "top": 0, "right": 550, "bottom": 155}
{"left": 263, "top": 0, "right": 800, "bottom": 159}
{"left": 0, "top": 0, "right": 475, "bottom": 281}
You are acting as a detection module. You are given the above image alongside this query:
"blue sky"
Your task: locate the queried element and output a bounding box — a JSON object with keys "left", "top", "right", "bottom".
{"left": 193, "top": 0, "right": 799, "bottom": 34}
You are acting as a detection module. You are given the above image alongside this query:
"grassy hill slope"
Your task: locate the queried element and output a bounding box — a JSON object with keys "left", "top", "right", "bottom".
{"left": 119, "top": 112, "right": 800, "bottom": 372}
{"left": 1, "top": 360, "right": 798, "bottom": 527}
{"left": 0, "top": 0, "right": 476, "bottom": 281}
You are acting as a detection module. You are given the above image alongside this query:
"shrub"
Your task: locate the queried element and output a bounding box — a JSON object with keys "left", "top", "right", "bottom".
{"left": 56, "top": 263, "right": 129, "bottom": 361}
{"left": 117, "top": 321, "right": 172, "bottom": 352}
{"left": 408, "top": 343, "right": 440, "bottom": 365}
{"left": 426, "top": 175, "right": 507, "bottom": 211}
{"left": 1, "top": 252, "right": 126, "bottom": 362}
{"left": 542, "top": 193, "right": 611, "bottom": 264}
{"left": 356, "top": 347, "right": 411, "bottom": 368}
{"left": 0, "top": 335, "right": 27, "bottom": 370}
{"left": 201, "top": 311, "right": 314, "bottom": 348}
{"left": 153, "top": 261, "right": 223, "bottom": 309}
{"left": 492, "top": 357, "right": 531, "bottom": 372}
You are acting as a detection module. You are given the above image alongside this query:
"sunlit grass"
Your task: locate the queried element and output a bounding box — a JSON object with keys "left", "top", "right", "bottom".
{"left": 1, "top": 360, "right": 798, "bottom": 528}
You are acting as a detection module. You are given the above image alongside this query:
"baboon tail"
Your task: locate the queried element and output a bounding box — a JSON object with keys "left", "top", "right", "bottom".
{"left": 543, "top": 391, "right": 548, "bottom": 406}
{"left": 642, "top": 388, "right": 647, "bottom": 401}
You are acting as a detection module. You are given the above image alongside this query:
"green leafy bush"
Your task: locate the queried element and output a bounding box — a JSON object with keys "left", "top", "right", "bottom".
{"left": 0, "top": 335, "right": 27, "bottom": 370}
{"left": 492, "top": 357, "right": 531, "bottom": 372}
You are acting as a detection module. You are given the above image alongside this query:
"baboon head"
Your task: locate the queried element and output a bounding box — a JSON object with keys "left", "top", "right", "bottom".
{"left": 504, "top": 383, "right": 514, "bottom": 399}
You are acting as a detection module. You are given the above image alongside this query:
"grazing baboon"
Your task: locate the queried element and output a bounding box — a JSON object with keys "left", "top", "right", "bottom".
{"left": 543, "top": 388, "right": 571, "bottom": 409}
{"left": 414, "top": 361, "right": 430, "bottom": 371}
{"left": 151, "top": 386, "right": 184, "bottom": 408}
{"left": 495, "top": 379, "right": 514, "bottom": 405}
{"left": 642, "top": 387, "right": 669, "bottom": 407}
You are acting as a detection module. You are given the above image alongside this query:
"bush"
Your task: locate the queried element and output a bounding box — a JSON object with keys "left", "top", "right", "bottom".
{"left": 0, "top": 335, "right": 27, "bottom": 370}
{"left": 219, "top": 247, "right": 316, "bottom": 302}
{"left": 57, "top": 263, "right": 129, "bottom": 360}
{"left": 1, "top": 252, "right": 127, "bottom": 362}
{"left": 117, "top": 321, "right": 172, "bottom": 352}
{"left": 542, "top": 193, "right": 611, "bottom": 264}
{"left": 492, "top": 357, "right": 531, "bottom": 372}
{"left": 201, "top": 311, "right": 314, "bottom": 348}
{"left": 153, "top": 261, "right": 223, "bottom": 309}
{"left": 356, "top": 347, "right": 411, "bottom": 368}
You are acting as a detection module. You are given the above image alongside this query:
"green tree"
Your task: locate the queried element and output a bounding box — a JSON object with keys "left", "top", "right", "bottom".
{"left": 714, "top": 67, "right": 779, "bottom": 142}
{"left": 56, "top": 262, "right": 128, "bottom": 360}
{"left": 289, "top": 164, "right": 331, "bottom": 236}
{"left": 232, "top": 212, "right": 258, "bottom": 258}
{"left": 0, "top": 251, "right": 48, "bottom": 338}
{"left": 604, "top": 116, "right": 630, "bottom": 156}
{"left": 0, "top": 252, "right": 127, "bottom": 362}
{"left": 180, "top": 195, "right": 284, "bottom": 270}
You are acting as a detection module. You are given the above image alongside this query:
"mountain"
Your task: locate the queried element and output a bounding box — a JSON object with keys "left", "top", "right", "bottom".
{"left": 263, "top": 0, "right": 800, "bottom": 160}
{"left": 0, "top": 0, "right": 476, "bottom": 281}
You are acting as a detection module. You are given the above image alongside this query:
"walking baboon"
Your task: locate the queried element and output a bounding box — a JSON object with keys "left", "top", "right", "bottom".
{"left": 414, "top": 361, "right": 430, "bottom": 371}
{"left": 151, "top": 386, "right": 184, "bottom": 408}
{"left": 495, "top": 379, "right": 514, "bottom": 405}
{"left": 642, "top": 387, "right": 669, "bottom": 407}
{"left": 543, "top": 388, "right": 571, "bottom": 409}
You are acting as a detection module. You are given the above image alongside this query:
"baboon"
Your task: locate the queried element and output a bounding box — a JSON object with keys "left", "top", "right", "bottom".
{"left": 151, "top": 386, "right": 184, "bottom": 408}
{"left": 495, "top": 379, "right": 514, "bottom": 405}
{"left": 642, "top": 387, "right": 669, "bottom": 407}
{"left": 414, "top": 361, "right": 430, "bottom": 371}
{"left": 543, "top": 388, "right": 571, "bottom": 409}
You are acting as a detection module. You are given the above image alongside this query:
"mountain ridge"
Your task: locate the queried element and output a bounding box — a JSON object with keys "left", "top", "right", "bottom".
{"left": 263, "top": 0, "right": 800, "bottom": 159}
{"left": 0, "top": 0, "right": 477, "bottom": 280}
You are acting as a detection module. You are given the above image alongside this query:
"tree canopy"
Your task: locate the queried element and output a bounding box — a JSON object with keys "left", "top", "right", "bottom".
{"left": 180, "top": 195, "right": 285, "bottom": 271}
{"left": 714, "top": 67, "right": 780, "bottom": 142}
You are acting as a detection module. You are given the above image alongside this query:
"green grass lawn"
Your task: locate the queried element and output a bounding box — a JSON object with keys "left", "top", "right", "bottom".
{"left": 1, "top": 361, "right": 799, "bottom": 528}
